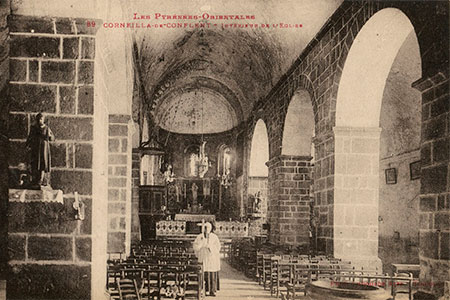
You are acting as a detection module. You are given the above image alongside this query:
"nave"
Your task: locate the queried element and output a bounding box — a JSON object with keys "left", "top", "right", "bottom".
{"left": 107, "top": 239, "right": 415, "bottom": 300}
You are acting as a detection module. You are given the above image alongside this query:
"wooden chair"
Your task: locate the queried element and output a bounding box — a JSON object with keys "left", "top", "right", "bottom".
{"left": 392, "top": 272, "right": 414, "bottom": 300}
{"left": 282, "top": 264, "right": 311, "bottom": 300}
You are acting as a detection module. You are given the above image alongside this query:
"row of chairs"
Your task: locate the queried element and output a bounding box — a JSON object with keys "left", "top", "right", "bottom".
{"left": 257, "top": 253, "right": 416, "bottom": 300}
{"left": 107, "top": 241, "right": 203, "bottom": 300}
{"left": 228, "top": 238, "right": 416, "bottom": 300}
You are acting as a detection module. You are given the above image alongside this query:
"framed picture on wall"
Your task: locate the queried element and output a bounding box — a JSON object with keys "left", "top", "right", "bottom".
{"left": 385, "top": 168, "right": 397, "bottom": 184}
{"left": 410, "top": 161, "right": 421, "bottom": 180}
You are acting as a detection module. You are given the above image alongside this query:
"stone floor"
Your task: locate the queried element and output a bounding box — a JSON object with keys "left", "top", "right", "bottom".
{"left": 213, "top": 260, "right": 275, "bottom": 300}
{"left": 214, "top": 260, "right": 411, "bottom": 300}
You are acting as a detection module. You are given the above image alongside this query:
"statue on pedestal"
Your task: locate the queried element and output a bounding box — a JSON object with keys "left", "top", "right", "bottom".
{"left": 26, "top": 113, "right": 55, "bottom": 188}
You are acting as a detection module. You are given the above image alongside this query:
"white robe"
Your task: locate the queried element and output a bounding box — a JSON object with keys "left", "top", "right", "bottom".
{"left": 193, "top": 232, "right": 221, "bottom": 272}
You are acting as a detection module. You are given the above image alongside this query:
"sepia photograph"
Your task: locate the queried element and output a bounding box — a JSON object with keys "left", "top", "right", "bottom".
{"left": 0, "top": 0, "right": 448, "bottom": 299}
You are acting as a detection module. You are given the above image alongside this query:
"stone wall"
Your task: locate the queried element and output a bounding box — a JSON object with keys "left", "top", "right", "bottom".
{"left": 0, "top": 0, "right": 9, "bottom": 294}
{"left": 107, "top": 114, "right": 132, "bottom": 254}
{"left": 267, "top": 155, "right": 312, "bottom": 247}
{"left": 7, "top": 14, "right": 98, "bottom": 299}
{"left": 131, "top": 148, "right": 140, "bottom": 244}
{"left": 244, "top": 1, "right": 448, "bottom": 297}
{"left": 412, "top": 71, "right": 449, "bottom": 298}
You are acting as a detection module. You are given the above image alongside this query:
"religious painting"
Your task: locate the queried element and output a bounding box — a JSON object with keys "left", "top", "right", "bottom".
{"left": 385, "top": 168, "right": 397, "bottom": 184}
{"left": 410, "top": 160, "right": 421, "bottom": 180}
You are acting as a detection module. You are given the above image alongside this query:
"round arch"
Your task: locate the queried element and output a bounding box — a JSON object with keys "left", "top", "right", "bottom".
{"left": 281, "top": 90, "right": 315, "bottom": 156}
{"left": 249, "top": 119, "right": 269, "bottom": 177}
{"left": 333, "top": 8, "right": 421, "bottom": 269}
{"left": 335, "top": 8, "right": 417, "bottom": 127}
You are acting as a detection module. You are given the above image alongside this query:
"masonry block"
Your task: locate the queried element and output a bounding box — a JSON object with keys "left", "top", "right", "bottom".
{"left": 62, "top": 37, "right": 79, "bottom": 59}
{"left": 10, "top": 84, "right": 56, "bottom": 113}
{"left": 8, "top": 141, "right": 28, "bottom": 166}
{"left": 28, "top": 236, "right": 72, "bottom": 261}
{"left": 420, "top": 231, "right": 439, "bottom": 259}
{"left": 109, "top": 154, "right": 127, "bottom": 165}
{"left": 10, "top": 36, "right": 60, "bottom": 58}
{"left": 8, "top": 113, "right": 28, "bottom": 139}
{"left": 8, "top": 15, "right": 54, "bottom": 34}
{"left": 41, "top": 61, "right": 75, "bottom": 84}
{"left": 108, "top": 189, "right": 119, "bottom": 201}
{"left": 420, "top": 196, "right": 437, "bottom": 212}
{"left": 109, "top": 139, "right": 120, "bottom": 152}
{"left": 8, "top": 201, "right": 77, "bottom": 234}
{"left": 108, "top": 177, "right": 126, "bottom": 188}
{"left": 55, "top": 19, "right": 74, "bottom": 34}
{"left": 421, "top": 165, "right": 448, "bottom": 194}
{"left": 8, "top": 234, "right": 25, "bottom": 261}
{"left": 422, "top": 114, "right": 447, "bottom": 141}
{"left": 109, "top": 124, "right": 128, "bottom": 137}
{"left": 47, "top": 116, "right": 93, "bottom": 141}
{"left": 80, "top": 197, "right": 92, "bottom": 235}
{"left": 432, "top": 138, "right": 448, "bottom": 163}
{"left": 75, "top": 237, "right": 91, "bottom": 262}
{"left": 108, "top": 202, "right": 126, "bottom": 215}
{"left": 7, "top": 265, "right": 90, "bottom": 300}
{"left": 51, "top": 170, "right": 92, "bottom": 195}
{"left": 81, "top": 37, "right": 95, "bottom": 59}
{"left": 9, "top": 59, "right": 26, "bottom": 81}
{"left": 59, "top": 86, "right": 76, "bottom": 114}
{"left": 78, "top": 61, "right": 94, "bottom": 84}
{"left": 108, "top": 232, "right": 126, "bottom": 253}
{"left": 28, "top": 60, "right": 38, "bottom": 82}
{"left": 51, "top": 143, "right": 67, "bottom": 168}
{"left": 74, "top": 143, "right": 92, "bottom": 169}
{"left": 109, "top": 114, "right": 130, "bottom": 124}
{"left": 78, "top": 86, "right": 94, "bottom": 115}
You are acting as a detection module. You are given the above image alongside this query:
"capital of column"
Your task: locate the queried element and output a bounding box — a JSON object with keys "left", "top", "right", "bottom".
{"left": 265, "top": 154, "right": 313, "bottom": 168}
{"left": 333, "top": 126, "right": 382, "bottom": 138}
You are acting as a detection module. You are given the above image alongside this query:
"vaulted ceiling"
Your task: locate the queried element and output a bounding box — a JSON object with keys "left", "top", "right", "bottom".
{"left": 130, "top": 0, "right": 342, "bottom": 134}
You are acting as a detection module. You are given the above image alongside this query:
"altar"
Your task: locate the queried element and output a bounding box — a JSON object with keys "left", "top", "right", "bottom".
{"left": 156, "top": 218, "right": 249, "bottom": 239}
{"left": 174, "top": 213, "right": 215, "bottom": 222}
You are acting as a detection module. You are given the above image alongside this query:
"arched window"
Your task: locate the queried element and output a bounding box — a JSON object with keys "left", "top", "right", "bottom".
{"left": 217, "top": 144, "right": 232, "bottom": 176}
{"left": 184, "top": 145, "right": 200, "bottom": 177}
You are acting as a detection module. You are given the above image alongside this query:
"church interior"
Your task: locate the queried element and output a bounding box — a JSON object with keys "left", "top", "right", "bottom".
{"left": 0, "top": 0, "right": 448, "bottom": 299}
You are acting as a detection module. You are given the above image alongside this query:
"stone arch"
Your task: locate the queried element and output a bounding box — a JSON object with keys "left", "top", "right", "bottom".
{"left": 249, "top": 119, "right": 269, "bottom": 177}
{"left": 281, "top": 89, "right": 315, "bottom": 156}
{"left": 333, "top": 8, "right": 421, "bottom": 269}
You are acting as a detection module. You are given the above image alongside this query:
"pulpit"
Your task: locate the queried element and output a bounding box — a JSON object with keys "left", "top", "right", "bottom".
{"left": 139, "top": 185, "right": 166, "bottom": 239}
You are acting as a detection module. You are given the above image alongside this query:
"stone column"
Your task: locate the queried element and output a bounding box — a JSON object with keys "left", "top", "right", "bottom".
{"left": 333, "top": 126, "right": 382, "bottom": 270}
{"left": 131, "top": 148, "right": 141, "bottom": 244}
{"left": 267, "top": 155, "right": 312, "bottom": 247}
{"left": 413, "top": 71, "right": 449, "bottom": 298}
{"left": 107, "top": 114, "right": 132, "bottom": 254}
{"left": 0, "top": 1, "right": 9, "bottom": 297}
{"left": 7, "top": 14, "right": 100, "bottom": 300}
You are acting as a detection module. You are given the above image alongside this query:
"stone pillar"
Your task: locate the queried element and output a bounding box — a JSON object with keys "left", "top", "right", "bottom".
{"left": 412, "top": 71, "right": 449, "bottom": 299}
{"left": 7, "top": 14, "right": 99, "bottom": 299}
{"left": 267, "top": 155, "right": 312, "bottom": 247}
{"left": 131, "top": 148, "right": 141, "bottom": 244}
{"left": 333, "top": 126, "right": 382, "bottom": 270}
{"left": 107, "top": 114, "right": 132, "bottom": 254}
{"left": 0, "top": 1, "right": 9, "bottom": 297}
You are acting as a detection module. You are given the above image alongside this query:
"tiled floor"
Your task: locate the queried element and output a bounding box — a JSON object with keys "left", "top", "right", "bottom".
{"left": 212, "top": 260, "right": 276, "bottom": 300}
{"left": 212, "top": 260, "right": 411, "bottom": 300}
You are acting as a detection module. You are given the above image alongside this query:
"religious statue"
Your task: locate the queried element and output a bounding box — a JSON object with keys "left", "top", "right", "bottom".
{"left": 197, "top": 141, "right": 209, "bottom": 178}
{"left": 26, "top": 113, "right": 55, "bottom": 188}
{"left": 163, "top": 163, "right": 175, "bottom": 184}
{"left": 191, "top": 182, "right": 199, "bottom": 206}
{"left": 254, "top": 191, "right": 262, "bottom": 213}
